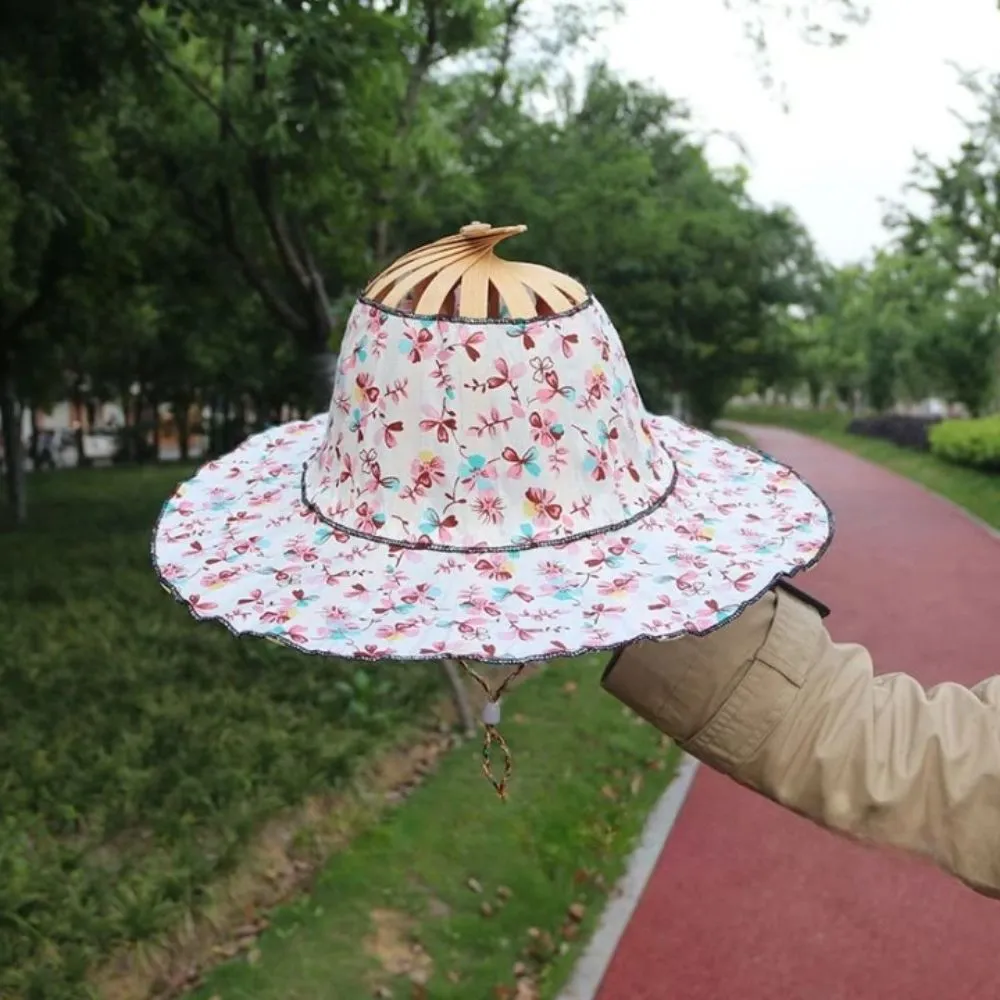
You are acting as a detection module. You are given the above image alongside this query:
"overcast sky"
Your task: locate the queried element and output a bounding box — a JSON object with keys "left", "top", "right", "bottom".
{"left": 593, "top": 0, "right": 1000, "bottom": 265}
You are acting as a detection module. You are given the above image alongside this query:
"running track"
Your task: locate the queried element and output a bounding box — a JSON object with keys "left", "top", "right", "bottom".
{"left": 595, "top": 425, "right": 1000, "bottom": 1000}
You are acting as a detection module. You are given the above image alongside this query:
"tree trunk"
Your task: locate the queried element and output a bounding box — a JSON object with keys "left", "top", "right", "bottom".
{"left": 120, "top": 393, "right": 136, "bottom": 463}
{"left": 175, "top": 401, "right": 191, "bottom": 461}
{"left": 441, "top": 659, "right": 476, "bottom": 738}
{"left": 28, "top": 406, "right": 39, "bottom": 466}
{"left": 71, "top": 382, "right": 91, "bottom": 468}
{"left": 235, "top": 397, "right": 247, "bottom": 443}
{"left": 151, "top": 397, "right": 162, "bottom": 461}
{"left": 310, "top": 350, "right": 337, "bottom": 416}
{"left": 0, "top": 368, "right": 27, "bottom": 525}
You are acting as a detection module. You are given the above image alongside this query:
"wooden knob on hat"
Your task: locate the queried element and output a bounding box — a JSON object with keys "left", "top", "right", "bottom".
{"left": 363, "top": 223, "right": 586, "bottom": 320}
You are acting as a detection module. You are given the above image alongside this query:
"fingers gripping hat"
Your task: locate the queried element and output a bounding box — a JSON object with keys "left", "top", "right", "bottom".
{"left": 153, "top": 222, "right": 833, "bottom": 797}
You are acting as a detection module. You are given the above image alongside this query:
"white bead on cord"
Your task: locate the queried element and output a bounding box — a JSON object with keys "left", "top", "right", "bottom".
{"left": 481, "top": 699, "right": 502, "bottom": 725}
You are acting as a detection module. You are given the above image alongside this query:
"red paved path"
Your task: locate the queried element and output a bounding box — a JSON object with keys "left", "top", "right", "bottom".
{"left": 595, "top": 426, "right": 1000, "bottom": 1000}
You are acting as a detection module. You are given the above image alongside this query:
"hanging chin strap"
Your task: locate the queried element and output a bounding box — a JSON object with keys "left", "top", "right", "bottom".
{"left": 457, "top": 659, "right": 528, "bottom": 800}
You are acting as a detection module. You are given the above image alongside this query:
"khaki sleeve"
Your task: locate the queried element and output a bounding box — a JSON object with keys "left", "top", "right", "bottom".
{"left": 602, "top": 588, "right": 1000, "bottom": 898}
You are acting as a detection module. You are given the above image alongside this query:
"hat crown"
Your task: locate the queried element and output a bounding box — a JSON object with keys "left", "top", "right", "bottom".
{"left": 302, "top": 228, "right": 675, "bottom": 551}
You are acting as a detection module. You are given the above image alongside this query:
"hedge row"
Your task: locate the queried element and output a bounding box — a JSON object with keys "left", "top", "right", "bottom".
{"left": 929, "top": 416, "right": 1000, "bottom": 473}
{"left": 846, "top": 414, "right": 942, "bottom": 451}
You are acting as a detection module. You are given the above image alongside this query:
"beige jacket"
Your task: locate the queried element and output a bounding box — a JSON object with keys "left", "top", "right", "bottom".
{"left": 602, "top": 584, "right": 1000, "bottom": 898}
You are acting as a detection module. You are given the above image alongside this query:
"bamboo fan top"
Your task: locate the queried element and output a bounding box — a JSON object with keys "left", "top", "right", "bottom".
{"left": 363, "top": 222, "right": 589, "bottom": 320}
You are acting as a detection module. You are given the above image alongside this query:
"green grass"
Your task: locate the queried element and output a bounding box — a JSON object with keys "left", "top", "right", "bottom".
{"left": 725, "top": 404, "right": 1000, "bottom": 530}
{"left": 189, "top": 660, "right": 679, "bottom": 1000}
{"left": 0, "top": 466, "right": 445, "bottom": 1000}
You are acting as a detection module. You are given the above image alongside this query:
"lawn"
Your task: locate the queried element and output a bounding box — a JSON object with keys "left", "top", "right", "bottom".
{"left": 189, "top": 659, "right": 679, "bottom": 1000}
{"left": 725, "top": 405, "right": 1000, "bottom": 531}
{"left": 0, "top": 466, "right": 444, "bottom": 1000}
{"left": 1, "top": 467, "right": 681, "bottom": 1000}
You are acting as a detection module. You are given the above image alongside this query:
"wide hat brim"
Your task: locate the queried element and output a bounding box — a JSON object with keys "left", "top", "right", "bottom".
{"left": 152, "top": 413, "right": 833, "bottom": 664}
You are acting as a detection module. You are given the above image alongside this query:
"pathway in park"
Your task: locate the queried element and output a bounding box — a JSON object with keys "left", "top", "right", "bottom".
{"left": 594, "top": 426, "right": 1000, "bottom": 1000}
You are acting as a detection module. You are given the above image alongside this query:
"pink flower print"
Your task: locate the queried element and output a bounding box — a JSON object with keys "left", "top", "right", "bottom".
{"left": 597, "top": 574, "right": 639, "bottom": 598}
{"left": 471, "top": 492, "right": 506, "bottom": 525}
{"left": 501, "top": 445, "right": 541, "bottom": 479}
{"left": 249, "top": 488, "right": 281, "bottom": 507}
{"left": 417, "top": 507, "right": 458, "bottom": 542}
{"left": 430, "top": 358, "right": 454, "bottom": 394}
{"left": 596, "top": 419, "right": 620, "bottom": 452}
{"left": 472, "top": 556, "right": 515, "bottom": 581}
{"left": 538, "top": 559, "right": 567, "bottom": 579}
{"left": 523, "top": 487, "right": 563, "bottom": 526}
{"left": 342, "top": 581, "right": 372, "bottom": 601}
{"left": 377, "top": 620, "right": 421, "bottom": 641}
{"left": 399, "top": 582, "right": 439, "bottom": 606}
{"left": 528, "top": 409, "right": 565, "bottom": 447}
{"left": 675, "top": 519, "right": 714, "bottom": 543}
{"left": 418, "top": 402, "right": 458, "bottom": 444}
{"left": 378, "top": 416, "right": 404, "bottom": 448}
{"left": 237, "top": 588, "right": 265, "bottom": 607}
{"left": 419, "top": 639, "right": 450, "bottom": 656}
{"left": 275, "top": 623, "right": 310, "bottom": 644}
{"left": 456, "top": 619, "right": 490, "bottom": 640}
{"left": 468, "top": 406, "right": 514, "bottom": 439}
{"left": 673, "top": 570, "right": 705, "bottom": 596}
{"left": 160, "top": 562, "right": 185, "bottom": 581}
{"left": 583, "top": 602, "right": 624, "bottom": 624}
{"left": 557, "top": 331, "right": 579, "bottom": 358}
{"left": 410, "top": 452, "right": 446, "bottom": 492}
{"left": 583, "top": 445, "right": 609, "bottom": 482}
{"left": 534, "top": 364, "right": 576, "bottom": 404}
{"left": 277, "top": 588, "right": 317, "bottom": 612}
{"left": 673, "top": 551, "right": 709, "bottom": 570}
{"left": 726, "top": 570, "right": 757, "bottom": 593}
{"left": 284, "top": 538, "right": 320, "bottom": 563}
{"left": 503, "top": 622, "right": 542, "bottom": 642}
{"left": 353, "top": 371, "right": 380, "bottom": 405}
{"left": 591, "top": 330, "right": 611, "bottom": 361}
{"left": 202, "top": 567, "right": 241, "bottom": 588}
{"left": 459, "top": 591, "right": 502, "bottom": 618}
{"left": 369, "top": 329, "right": 389, "bottom": 358}
{"left": 226, "top": 509, "right": 263, "bottom": 528}
{"left": 322, "top": 567, "right": 355, "bottom": 588}
{"left": 580, "top": 366, "right": 609, "bottom": 409}
{"left": 459, "top": 454, "right": 497, "bottom": 492}
{"left": 363, "top": 460, "right": 401, "bottom": 495}
{"left": 354, "top": 501, "right": 385, "bottom": 533}
{"left": 684, "top": 599, "right": 727, "bottom": 633}
{"left": 384, "top": 378, "right": 409, "bottom": 405}
{"left": 336, "top": 451, "right": 355, "bottom": 486}
{"left": 548, "top": 444, "right": 570, "bottom": 474}
{"left": 487, "top": 357, "right": 527, "bottom": 393}
{"left": 400, "top": 324, "right": 434, "bottom": 362}
{"left": 459, "top": 327, "right": 487, "bottom": 361}
{"left": 647, "top": 593, "right": 673, "bottom": 611}
{"left": 188, "top": 594, "right": 218, "bottom": 613}
{"left": 270, "top": 564, "right": 302, "bottom": 586}
{"left": 494, "top": 583, "right": 534, "bottom": 603}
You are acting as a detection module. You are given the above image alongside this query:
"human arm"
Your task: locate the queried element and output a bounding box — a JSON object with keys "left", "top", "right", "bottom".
{"left": 601, "top": 585, "right": 1000, "bottom": 897}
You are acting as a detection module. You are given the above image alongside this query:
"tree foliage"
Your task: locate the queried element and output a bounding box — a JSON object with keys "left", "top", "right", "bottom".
{"left": 0, "top": 0, "right": 831, "bottom": 525}
{"left": 785, "top": 71, "right": 1000, "bottom": 417}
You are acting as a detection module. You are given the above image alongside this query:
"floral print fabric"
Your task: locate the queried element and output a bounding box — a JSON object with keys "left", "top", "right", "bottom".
{"left": 153, "top": 294, "right": 833, "bottom": 664}
{"left": 303, "top": 298, "right": 671, "bottom": 550}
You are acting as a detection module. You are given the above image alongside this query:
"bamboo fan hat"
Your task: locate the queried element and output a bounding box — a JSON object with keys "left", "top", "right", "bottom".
{"left": 153, "top": 222, "right": 833, "bottom": 795}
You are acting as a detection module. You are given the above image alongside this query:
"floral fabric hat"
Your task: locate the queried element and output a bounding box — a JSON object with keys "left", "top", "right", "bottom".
{"left": 153, "top": 222, "right": 833, "bottom": 796}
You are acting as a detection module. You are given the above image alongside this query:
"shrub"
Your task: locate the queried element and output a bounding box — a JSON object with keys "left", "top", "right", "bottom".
{"left": 929, "top": 416, "right": 1000, "bottom": 473}
{"left": 0, "top": 466, "right": 444, "bottom": 999}
{"left": 847, "top": 414, "right": 942, "bottom": 451}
